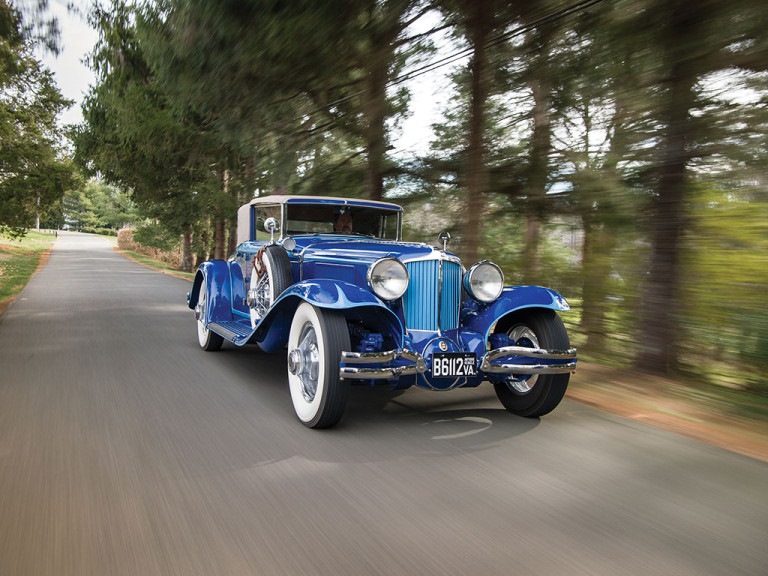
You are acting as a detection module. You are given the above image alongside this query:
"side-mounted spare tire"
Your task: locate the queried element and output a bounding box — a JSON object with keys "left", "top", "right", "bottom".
{"left": 249, "top": 245, "right": 293, "bottom": 327}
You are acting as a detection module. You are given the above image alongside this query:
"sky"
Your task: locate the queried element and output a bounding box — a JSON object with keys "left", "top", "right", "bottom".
{"left": 38, "top": 0, "right": 98, "bottom": 127}
{"left": 37, "top": 2, "right": 453, "bottom": 156}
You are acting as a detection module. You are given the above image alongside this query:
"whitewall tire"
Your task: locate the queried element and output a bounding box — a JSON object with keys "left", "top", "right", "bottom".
{"left": 196, "top": 280, "right": 224, "bottom": 351}
{"left": 287, "top": 302, "right": 350, "bottom": 428}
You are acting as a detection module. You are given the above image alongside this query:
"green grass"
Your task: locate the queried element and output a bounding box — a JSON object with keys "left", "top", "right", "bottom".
{"left": 0, "top": 231, "right": 57, "bottom": 313}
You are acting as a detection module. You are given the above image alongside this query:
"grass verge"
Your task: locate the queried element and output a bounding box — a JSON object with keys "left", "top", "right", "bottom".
{"left": 117, "top": 249, "right": 195, "bottom": 281}
{"left": 0, "top": 231, "right": 57, "bottom": 318}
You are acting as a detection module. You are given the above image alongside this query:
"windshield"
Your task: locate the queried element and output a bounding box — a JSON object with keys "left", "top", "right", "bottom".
{"left": 284, "top": 204, "right": 400, "bottom": 240}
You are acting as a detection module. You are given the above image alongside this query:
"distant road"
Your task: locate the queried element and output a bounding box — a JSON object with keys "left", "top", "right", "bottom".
{"left": 1, "top": 231, "right": 766, "bottom": 576}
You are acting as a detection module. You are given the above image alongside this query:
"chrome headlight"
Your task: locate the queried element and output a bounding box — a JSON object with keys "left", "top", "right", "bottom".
{"left": 368, "top": 258, "right": 409, "bottom": 301}
{"left": 463, "top": 261, "right": 504, "bottom": 303}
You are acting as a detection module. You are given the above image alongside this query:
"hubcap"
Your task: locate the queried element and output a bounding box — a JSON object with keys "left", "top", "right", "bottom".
{"left": 289, "top": 324, "right": 320, "bottom": 402}
{"left": 506, "top": 325, "right": 539, "bottom": 394}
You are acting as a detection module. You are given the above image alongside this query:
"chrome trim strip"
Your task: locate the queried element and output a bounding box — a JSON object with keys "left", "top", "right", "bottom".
{"left": 481, "top": 362, "right": 577, "bottom": 375}
{"left": 437, "top": 257, "right": 443, "bottom": 336}
{"left": 340, "top": 365, "right": 425, "bottom": 379}
{"left": 341, "top": 350, "right": 398, "bottom": 364}
{"left": 480, "top": 346, "right": 577, "bottom": 374}
{"left": 484, "top": 346, "right": 577, "bottom": 361}
{"left": 340, "top": 349, "right": 426, "bottom": 380}
{"left": 400, "top": 250, "right": 462, "bottom": 266}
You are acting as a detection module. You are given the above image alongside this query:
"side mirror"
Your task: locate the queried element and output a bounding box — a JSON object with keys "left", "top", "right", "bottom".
{"left": 438, "top": 231, "right": 451, "bottom": 251}
{"left": 264, "top": 217, "right": 280, "bottom": 243}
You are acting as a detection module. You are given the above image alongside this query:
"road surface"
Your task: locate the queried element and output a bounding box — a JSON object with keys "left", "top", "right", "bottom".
{"left": 1, "top": 232, "right": 766, "bottom": 576}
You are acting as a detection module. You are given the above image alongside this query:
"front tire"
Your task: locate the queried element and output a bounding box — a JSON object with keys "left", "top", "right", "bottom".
{"left": 287, "top": 302, "right": 351, "bottom": 429}
{"left": 196, "top": 280, "right": 224, "bottom": 351}
{"left": 493, "top": 309, "right": 570, "bottom": 417}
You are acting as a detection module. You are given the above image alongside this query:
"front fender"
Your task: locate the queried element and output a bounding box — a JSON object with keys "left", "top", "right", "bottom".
{"left": 188, "top": 260, "right": 235, "bottom": 324}
{"left": 254, "top": 279, "right": 405, "bottom": 353}
{"left": 462, "top": 286, "right": 571, "bottom": 340}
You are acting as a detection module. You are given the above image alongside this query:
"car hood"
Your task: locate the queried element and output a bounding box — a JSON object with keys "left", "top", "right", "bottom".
{"left": 291, "top": 236, "right": 451, "bottom": 264}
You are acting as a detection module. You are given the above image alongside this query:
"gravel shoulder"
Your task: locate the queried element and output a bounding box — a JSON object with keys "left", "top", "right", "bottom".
{"left": 567, "top": 363, "right": 768, "bottom": 463}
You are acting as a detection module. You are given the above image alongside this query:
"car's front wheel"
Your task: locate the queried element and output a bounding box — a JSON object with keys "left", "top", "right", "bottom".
{"left": 287, "top": 302, "right": 350, "bottom": 428}
{"left": 195, "top": 279, "right": 224, "bottom": 351}
{"left": 492, "top": 309, "right": 570, "bottom": 417}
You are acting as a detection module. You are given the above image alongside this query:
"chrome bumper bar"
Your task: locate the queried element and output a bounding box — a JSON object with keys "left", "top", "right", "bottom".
{"left": 340, "top": 349, "right": 427, "bottom": 380}
{"left": 480, "top": 346, "right": 577, "bottom": 375}
{"left": 341, "top": 345, "right": 576, "bottom": 380}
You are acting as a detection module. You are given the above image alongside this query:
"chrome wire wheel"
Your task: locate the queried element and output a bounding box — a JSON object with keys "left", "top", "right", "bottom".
{"left": 249, "top": 245, "right": 292, "bottom": 328}
{"left": 505, "top": 325, "right": 540, "bottom": 394}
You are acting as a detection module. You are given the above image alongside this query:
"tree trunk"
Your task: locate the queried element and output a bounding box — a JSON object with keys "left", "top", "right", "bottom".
{"left": 214, "top": 168, "right": 229, "bottom": 260}
{"left": 226, "top": 216, "right": 237, "bottom": 256}
{"left": 361, "top": 0, "right": 411, "bottom": 202}
{"left": 521, "top": 27, "right": 554, "bottom": 285}
{"left": 213, "top": 218, "right": 226, "bottom": 260}
{"left": 196, "top": 220, "right": 210, "bottom": 264}
{"left": 634, "top": 3, "right": 699, "bottom": 373}
{"left": 364, "top": 47, "right": 389, "bottom": 202}
{"left": 580, "top": 218, "right": 614, "bottom": 352}
{"left": 462, "top": 0, "right": 492, "bottom": 264}
{"left": 181, "top": 226, "right": 194, "bottom": 272}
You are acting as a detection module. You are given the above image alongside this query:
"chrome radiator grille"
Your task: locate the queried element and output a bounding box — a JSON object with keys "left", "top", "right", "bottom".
{"left": 403, "top": 259, "right": 462, "bottom": 331}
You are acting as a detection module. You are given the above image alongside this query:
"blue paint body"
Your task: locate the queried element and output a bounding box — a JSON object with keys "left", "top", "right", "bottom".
{"left": 188, "top": 196, "right": 576, "bottom": 391}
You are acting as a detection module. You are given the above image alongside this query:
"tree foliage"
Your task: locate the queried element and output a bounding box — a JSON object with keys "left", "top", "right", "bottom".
{"left": 0, "top": 0, "right": 73, "bottom": 238}
{"left": 62, "top": 179, "right": 138, "bottom": 233}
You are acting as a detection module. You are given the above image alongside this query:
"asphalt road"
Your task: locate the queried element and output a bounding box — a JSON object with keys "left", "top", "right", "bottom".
{"left": 1, "top": 231, "right": 766, "bottom": 576}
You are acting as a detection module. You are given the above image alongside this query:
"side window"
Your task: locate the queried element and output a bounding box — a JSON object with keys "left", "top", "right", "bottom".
{"left": 253, "top": 205, "right": 282, "bottom": 241}
{"left": 381, "top": 212, "right": 399, "bottom": 240}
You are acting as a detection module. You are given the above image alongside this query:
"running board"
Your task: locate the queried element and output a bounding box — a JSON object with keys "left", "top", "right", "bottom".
{"left": 209, "top": 321, "right": 255, "bottom": 345}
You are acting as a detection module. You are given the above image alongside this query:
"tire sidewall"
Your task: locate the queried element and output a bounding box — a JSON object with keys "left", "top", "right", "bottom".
{"left": 288, "top": 302, "right": 328, "bottom": 425}
{"left": 494, "top": 309, "right": 570, "bottom": 417}
{"left": 196, "top": 278, "right": 223, "bottom": 351}
{"left": 197, "top": 281, "right": 209, "bottom": 347}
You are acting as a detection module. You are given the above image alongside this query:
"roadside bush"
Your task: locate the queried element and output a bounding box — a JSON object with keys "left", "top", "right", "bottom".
{"left": 118, "top": 226, "right": 182, "bottom": 268}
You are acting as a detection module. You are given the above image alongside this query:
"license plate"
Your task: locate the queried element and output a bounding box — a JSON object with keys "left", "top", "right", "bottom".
{"left": 432, "top": 353, "right": 477, "bottom": 377}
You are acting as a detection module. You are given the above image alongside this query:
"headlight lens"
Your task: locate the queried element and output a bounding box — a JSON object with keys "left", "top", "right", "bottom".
{"left": 368, "top": 258, "right": 409, "bottom": 301}
{"left": 463, "top": 261, "right": 504, "bottom": 303}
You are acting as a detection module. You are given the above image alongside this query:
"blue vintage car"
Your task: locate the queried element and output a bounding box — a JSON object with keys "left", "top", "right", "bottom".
{"left": 188, "top": 195, "right": 576, "bottom": 428}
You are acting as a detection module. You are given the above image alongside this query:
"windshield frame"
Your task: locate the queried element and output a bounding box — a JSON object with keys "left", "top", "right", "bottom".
{"left": 281, "top": 201, "right": 402, "bottom": 241}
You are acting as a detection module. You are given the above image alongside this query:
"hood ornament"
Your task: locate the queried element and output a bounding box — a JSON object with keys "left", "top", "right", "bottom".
{"left": 438, "top": 231, "right": 451, "bottom": 251}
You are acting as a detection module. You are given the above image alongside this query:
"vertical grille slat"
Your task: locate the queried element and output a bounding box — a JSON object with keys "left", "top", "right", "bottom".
{"left": 403, "top": 259, "right": 461, "bottom": 331}
{"left": 440, "top": 261, "right": 461, "bottom": 330}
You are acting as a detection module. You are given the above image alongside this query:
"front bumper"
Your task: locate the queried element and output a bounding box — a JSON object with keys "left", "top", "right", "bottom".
{"left": 480, "top": 345, "right": 577, "bottom": 375}
{"left": 340, "top": 349, "right": 426, "bottom": 380}
{"left": 340, "top": 345, "right": 576, "bottom": 380}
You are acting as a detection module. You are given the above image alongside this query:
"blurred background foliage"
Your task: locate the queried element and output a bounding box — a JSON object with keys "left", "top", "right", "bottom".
{"left": 3, "top": 0, "right": 767, "bottom": 397}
